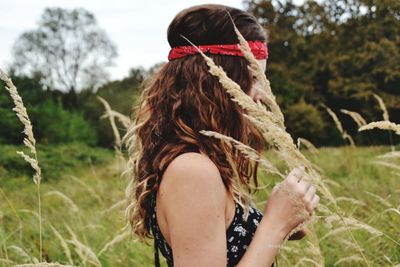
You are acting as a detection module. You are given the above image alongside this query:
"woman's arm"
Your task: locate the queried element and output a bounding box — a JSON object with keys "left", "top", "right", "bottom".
{"left": 238, "top": 168, "right": 320, "bottom": 266}
{"left": 235, "top": 212, "right": 287, "bottom": 267}
{"left": 158, "top": 153, "right": 318, "bottom": 267}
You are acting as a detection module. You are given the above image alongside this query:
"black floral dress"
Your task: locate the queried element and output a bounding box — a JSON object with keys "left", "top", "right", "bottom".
{"left": 148, "top": 191, "right": 275, "bottom": 266}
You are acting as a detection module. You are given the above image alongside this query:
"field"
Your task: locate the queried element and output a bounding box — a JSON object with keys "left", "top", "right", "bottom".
{"left": 1, "top": 144, "right": 399, "bottom": 266}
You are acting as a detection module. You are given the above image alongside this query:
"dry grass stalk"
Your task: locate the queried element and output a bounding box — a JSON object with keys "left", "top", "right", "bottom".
{"left": 65, "top": 224, "right": 102, "bottom": 267}
{"left": 323, "top": 215, "right": 383, "bottom": 237}
{"left": 373, "top": 93, "right": 389, "bottom": 121}
{"left": 0, "top": 68, "right": 43, "bottom": 260}
{"left": 228, "top": 13, "right": 285, "bottom": 129}
{"left": 373, "top": 161, "right": 400, "bottom": 171}
{"left": 101, "top": 110, "right": 130, "bottom": 129}
{"left": 0, "top": 259, "right": 13, "bottom": 265}
{"left": 335, "top": 197, "right": 365, "bottom": 207}
{"left": 181, "top": 18, "right": 376, "bottom": 265}
{"left": 358, "top": 121, "right": 400, "bottom": 135}
{"left": 377, "top": 151, "right": 400, "bottom": 159}
{"left": 333, "top": 255, "right": 364, "bottom": 266}
{"left": 220, "top": 139, "right": 255, "bottom": 219}
{"left": 49, "top": 225, "right": 74, "bottom": 265}
{"left": 293, "top": 257, "right": 323, "bottom": 267}
{"left": 0, "top": 69, "right": 42, "bottom": 184}
{"left": 384, "top": 208, "right": 400, "bottom": 216}
{"left": 324, "top": 106, "right": 355, "bottom": 146}
{"left": 102, "top": 199, "right": 126, "bottom": 214}
{"left": 68, "top": 175, "right": 103, "bottom": 203}
{"left": 340, "top": 109, "right": 367, "bottom": 127}
{"left": 200, "top": 130, "right": 284, "bottom": 178}
{"left": 180, "top": 24, "right": 349, "bottom": 265}
{"left": 365, "top": 191, "right": 392, "bottom": 208}
{"left": 97, "top": 96, "right": 123, "bottom": 151}
{"left": 297, "top": 138, "right": 318, "bottom": 155}
{"left": 97, "top": 96, "right": 126, "bottom": 168}
{"left": 15, "top": 263, "right": 76, "bottom": 267}
{"left": 7, "top": 245, "right": 36, "bottom": 263}
{"left": 97, "top": 228, "right": 133, "bottom": 256}
{"left": 45, "top": 191, "right": 79, "bottom": 213}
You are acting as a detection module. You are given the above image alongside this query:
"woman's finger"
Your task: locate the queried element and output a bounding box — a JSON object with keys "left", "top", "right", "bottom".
{"left": 303, "top": 185, "right": 316, "bottom": 203}
{"left": 297, "top": 180, "right": 311, "bottom": 196}
{"left": 309, "top": 194, "right": 320, "bottom": 210}
{"left": 286, "top": 167, "right": 302, "bottom": 184}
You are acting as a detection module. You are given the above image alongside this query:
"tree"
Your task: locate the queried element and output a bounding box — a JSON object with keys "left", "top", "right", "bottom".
{"left": 12, "top": 7, "right": 117, "bottom": 100}
{"left": 244, "top": 0, "right": 400, "bottom": 145}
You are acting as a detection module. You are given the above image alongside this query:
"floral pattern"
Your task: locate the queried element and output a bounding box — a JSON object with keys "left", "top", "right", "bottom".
{"left": 148, "top": 192, "right": 268, "bottom": 267}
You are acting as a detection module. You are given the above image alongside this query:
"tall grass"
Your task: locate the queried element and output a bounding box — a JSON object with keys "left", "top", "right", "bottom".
{"left": 0, "top": 68, "right": 43, "bottom": 261}
{"left": 1, "top": 18, "right": 399, "bottom": 267}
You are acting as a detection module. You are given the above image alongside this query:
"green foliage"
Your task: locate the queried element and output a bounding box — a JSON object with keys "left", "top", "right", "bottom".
{"left": 0, "top": 143, "right": 113, "bottom": 181}
{"left": 78, "top": 70, "right": 142, "bottom": 147}
{"left": 0, "top": 74, "right": 97, "bottom": 145}
{"left": 284, "top": 100, "right": 328, "bottom": 145}
{"left": 29, "top": 99, "right": 97, "bottom": 145}
{"left": 1, "top": 147, "right": 399, "bottom": 265}
{"left": 245, "top": 0, "right": 400, "bottom": 145}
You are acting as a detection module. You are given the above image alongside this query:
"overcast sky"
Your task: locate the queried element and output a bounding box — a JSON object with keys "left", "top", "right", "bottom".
{"left": 0, "top": 0, "right": 304, "bottom": 80}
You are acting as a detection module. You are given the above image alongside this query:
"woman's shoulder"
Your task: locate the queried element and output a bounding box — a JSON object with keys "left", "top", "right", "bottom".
{"left": 166, "top": 151, "right": 217, "bottom": 172}
{"left": 155, "top": 151, "right": 229, "bottom": 255}
{"left": 159, "top": 151, "right": 224, "bottom": 196}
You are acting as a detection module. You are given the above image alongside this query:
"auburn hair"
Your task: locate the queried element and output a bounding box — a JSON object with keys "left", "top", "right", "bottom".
{"left": 123, "top": 4, "right": 268, "bottom": 241}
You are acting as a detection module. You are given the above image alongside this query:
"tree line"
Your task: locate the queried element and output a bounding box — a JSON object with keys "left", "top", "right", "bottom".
{"left": 1, "top": 0, "right": 399, "bottom": 148}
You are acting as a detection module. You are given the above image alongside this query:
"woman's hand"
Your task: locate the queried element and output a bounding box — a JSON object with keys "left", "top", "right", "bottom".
{"left": 262, "top": 167, "right": 320, "bottom": 238}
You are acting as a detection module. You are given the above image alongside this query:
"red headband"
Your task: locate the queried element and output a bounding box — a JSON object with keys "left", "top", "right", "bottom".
{"left": 168, "top": 40, "right": 268, "bottom": 61}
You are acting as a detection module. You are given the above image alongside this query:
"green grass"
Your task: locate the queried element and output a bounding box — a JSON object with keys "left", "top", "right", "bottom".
{"left": 0, "top": 145, "right": 399, "bottom": 266}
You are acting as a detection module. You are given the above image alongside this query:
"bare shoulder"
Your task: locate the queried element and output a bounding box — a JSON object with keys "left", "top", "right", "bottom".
{"left": 157, "top": 151, "right": 228, "bottom": 265}
{"left": 158, "top": 151, "right": 226, "bottom": 200}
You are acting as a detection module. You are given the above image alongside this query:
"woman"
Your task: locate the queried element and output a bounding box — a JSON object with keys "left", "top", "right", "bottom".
{"left": 124, "top": 4, "right": 319, "bottom": 267}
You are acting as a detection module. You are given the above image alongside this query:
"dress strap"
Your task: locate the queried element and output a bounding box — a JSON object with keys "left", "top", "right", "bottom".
{"left": 151, "top": 191, "right": 161, "bottom": 267}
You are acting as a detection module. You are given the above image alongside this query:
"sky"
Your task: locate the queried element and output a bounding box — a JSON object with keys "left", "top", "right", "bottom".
{"left": 0, "top": 0, "right": 304, "bottom": 80}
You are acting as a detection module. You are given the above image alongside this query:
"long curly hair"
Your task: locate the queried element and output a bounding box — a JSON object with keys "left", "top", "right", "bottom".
{"left": 123, "top": 4, "right": 268, "bottom": 241}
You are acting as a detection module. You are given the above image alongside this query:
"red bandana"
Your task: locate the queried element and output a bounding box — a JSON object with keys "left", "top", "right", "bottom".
{"left": 168, "top": 40, "right": 268, "bottom": 61}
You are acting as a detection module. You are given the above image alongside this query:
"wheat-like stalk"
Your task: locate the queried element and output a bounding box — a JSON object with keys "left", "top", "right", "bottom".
{"left": 333, "top": 255, "right": 364, "bottom": 266}
{"left": 297, "top": 138, "right": 318, "bottom": 155}
{"left": 324, "top": 106, "right": 355, "bottom": 146}
{"left": 65, "top": 224, "right": 102, "bottom": 267}
{"left": 49, "top": 225, "right": 74, "bottom": 265}
{"left": 7, "top": 245, "right": 36, "bottom": 263}
{"left": 179, "top": 17, "right": 378, "bottom": 265}
{"left": 180, "top": 26, "right": 331, "bottom": 265}
{"left": 97, "top": 227, "right": 134, "bottom": 256}
{"left": 100, "top": 110, "right": 131, "bottom": 129}
{"left": 97, "top": 96, "right": 127, "bottom": 169}
{"left": 373, "top": 93, "right": 389, "bottom": 121}
{"left": 377, "top": 151, "right": 400, "bottom": 159}
{"left": 340, "top": 109, "right": 367, "bottom": 128}
{"left": 15, "top": 263, "right": 76, "bottom": 267}
{"left": 228, "top": 12, "right": 285, "bottom": 129}
{"left": 0, "top": 68, "right": 43, "bottom": 260}
{"left": 359, "top": 121, "right": 400, "bottom": 135}
{"left": 200, "top": 130, "right": 284, "bottom": 178}
{"left": 44, "top": 191, "right": 79, "bottom": 213}
{"left": 97, "top": 96, "right": 122, "bottom": 148}
{"left": 0, "top": 69, "right": 42, "bottom": 183}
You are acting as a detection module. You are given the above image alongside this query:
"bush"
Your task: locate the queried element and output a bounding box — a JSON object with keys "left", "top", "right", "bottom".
{"left": 0, "top": 143, "right": 113, "bottom": 181}
{"left": 28, "top": 98, "right": 98, "bottom": 145}
{"left": 284, "top": 100, "right": 328, "bottom": 146}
